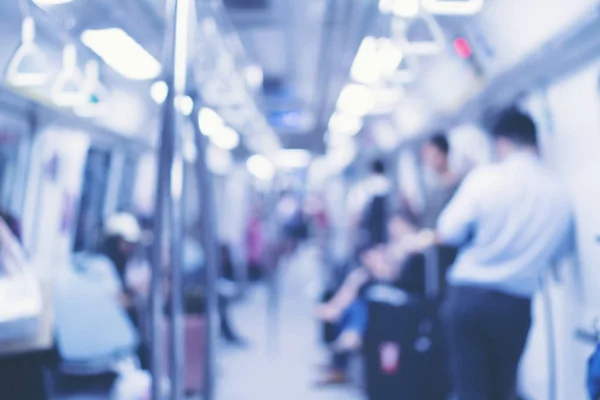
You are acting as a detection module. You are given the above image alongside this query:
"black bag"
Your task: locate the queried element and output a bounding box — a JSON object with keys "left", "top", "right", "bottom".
{"left": 284, "top": 210, "right": 309, "bottom": 240}
{"left": 320, "top": 288, "right": 339, "bottom": 344}
{"left": 363, "top": 288, "right": 449, "bottom": 400}
{"left": 362, "top": 247, "right": 453, "bottom": 400}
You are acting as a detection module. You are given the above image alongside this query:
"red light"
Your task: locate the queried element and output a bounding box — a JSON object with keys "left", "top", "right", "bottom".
{"left": 453, "top": 37, "right": 472, "bottom": 59}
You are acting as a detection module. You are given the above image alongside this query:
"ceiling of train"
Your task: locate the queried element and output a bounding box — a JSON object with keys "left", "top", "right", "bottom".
{"left": 0, "top": 0, "right": 598, "bottom": 170}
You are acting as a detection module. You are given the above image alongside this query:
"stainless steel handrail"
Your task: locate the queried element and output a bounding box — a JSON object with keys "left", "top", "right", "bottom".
{"left": 150, "top": 0, "right": 189, "bottom": 398}
{"left": 190, "top": 90, "right": 220, "bottom": 400}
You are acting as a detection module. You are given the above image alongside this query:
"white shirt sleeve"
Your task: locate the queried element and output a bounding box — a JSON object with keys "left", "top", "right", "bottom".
{"left": 437, "top": 171, "right": 482, "bottom": 246}
{"left": 347, "top": 183, "right": 368, "bottom": 218}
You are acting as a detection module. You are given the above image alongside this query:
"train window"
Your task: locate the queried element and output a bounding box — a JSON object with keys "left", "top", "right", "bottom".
{"left": 73, "top": 148, "right": 112, "bottom": 252}
{"left": 0, "top": 141, "right": 18, "bottom": 209}
{"left": 0, "top": 114, "right": 29, "bottom": 216}
{"left": 116, "top": 155, "right": 138, "bottom": 213}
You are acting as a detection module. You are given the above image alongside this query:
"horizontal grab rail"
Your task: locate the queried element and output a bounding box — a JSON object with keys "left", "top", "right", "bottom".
{"left": 574, "top": 328, "right": 599, "bottom": 345}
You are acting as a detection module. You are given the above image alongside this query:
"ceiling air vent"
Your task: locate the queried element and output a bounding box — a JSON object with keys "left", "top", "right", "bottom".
{"left": 223, "top": 0, "right": 269, "bottom": 10}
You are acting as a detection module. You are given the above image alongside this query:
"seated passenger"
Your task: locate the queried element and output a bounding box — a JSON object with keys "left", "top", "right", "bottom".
{"left": 0, "top": 212, "right": 52, "bottom": 400}
{"left": 314, "top": 210, "right": 438, "bottom": 386}
{"left": 313, "top": 244, "right": 386, "bottom": 386}
{"left": 101, "top": 213, "right": 149, "bottom": 368}
{"left": 218, "top": 243, "right": 249, "bottom": 346}
{"left": 316, "top": 210, "right": 425, "bottom": 325}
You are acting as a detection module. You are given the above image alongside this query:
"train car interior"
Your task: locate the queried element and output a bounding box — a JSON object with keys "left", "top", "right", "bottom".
{"left": 0, "top": 0, "right": 600, "bottom": 399}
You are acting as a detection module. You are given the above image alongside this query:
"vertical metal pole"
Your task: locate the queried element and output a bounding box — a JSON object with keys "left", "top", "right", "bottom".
{"left": 190, "top": 94, "right": 220, "bottom": 400}
{"left": 150, "top": 0, "right": 189, "bottom": 398}
{"left": 387, "top": 148, "right": 401, "bottom": 211}
{"left": 169, "top": 147, "right": 186, "bottom": 400}
{"left": 265, "top": 182, "right": 280, "bottom": 353}
{"left": 168, "top": 0, "right": 192, "bottom": 396}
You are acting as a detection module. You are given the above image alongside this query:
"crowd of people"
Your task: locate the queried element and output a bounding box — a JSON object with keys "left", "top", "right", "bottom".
{"left": 0, "top": 107, "right": 576, "bottom": 400}
{"left": 314, "top": 108, "right": 573, "bottom": 400}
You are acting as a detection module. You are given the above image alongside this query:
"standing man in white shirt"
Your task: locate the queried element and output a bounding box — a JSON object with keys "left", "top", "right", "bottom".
{"left": 430, "top": 109, "right": 572, "bottom": 400}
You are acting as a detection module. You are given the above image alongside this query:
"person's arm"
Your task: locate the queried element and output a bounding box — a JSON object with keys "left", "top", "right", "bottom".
{"left": 436, "top": 172, "right": 482, "bottom": 246}
{"left": 316, "top": 268, "right": 370, "bottom": 321}
{"left": 399, "top": 173, "right": 482, "bottom": 253}
{"left": 333, "top": 299, "right": 368, "bottom": 351}
{"left": 549, "top": 210, "right": 575, "bottom": 281}
{"left": 329, "top": 268, "right": 370, "bottom": 307}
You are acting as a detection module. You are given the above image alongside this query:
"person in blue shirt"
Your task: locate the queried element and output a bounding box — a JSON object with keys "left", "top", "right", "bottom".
{"left": 418, "top": 108, "right": 572, "bottom": 400}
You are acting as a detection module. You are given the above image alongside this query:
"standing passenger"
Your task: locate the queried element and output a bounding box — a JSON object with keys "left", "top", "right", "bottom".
{"left": 417, "top": 133, "right": 462, "bottom": 230}
{"left": 428, "top": 109, "right": 571, "bottom": 400}
{"left": 0, "top": 212, "right": 51, "bottom": 400}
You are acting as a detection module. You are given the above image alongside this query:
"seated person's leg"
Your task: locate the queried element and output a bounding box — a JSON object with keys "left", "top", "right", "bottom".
{"left": 315, "top": 301, "right": 361, "bottom": 386}
{"left": 334, "top": 299, "right": 368, "bottom": 352}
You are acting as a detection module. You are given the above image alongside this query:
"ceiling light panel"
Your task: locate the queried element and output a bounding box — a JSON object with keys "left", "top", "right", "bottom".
{"left": 422, "top": 0, "right": 485, "bottom": 15}
{"left": 81, "top": 28, "right": 161, "bottom": 80}
{"left": 337, "top": 84, "right": 375, "bottom": 117}
{"left": 328, "top": 111, "right": 363, "bottom": 136}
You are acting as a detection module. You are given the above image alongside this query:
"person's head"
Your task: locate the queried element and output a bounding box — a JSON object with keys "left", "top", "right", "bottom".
{"left": 220, "top": 243, "right": 233, "bottom": 263}
{"left": 359, "top": 244, "right": 391, "bottom": 279}
{"left": 104, "top": 213, "right": 142, "bottom": 257}
{"left": 388, "top": 209, "right": 418, "bottom": 242}
{"left": 371, "top": 158, "right": 386, "bottom": 176}
{"left": 491, "top": 108, "right": 537, "bottom": 160}
{"left": 421, "top": 133, "right": 450, "bottom": 174}
{"left": 359, "top": 241, "right": 400, "bottom": 281}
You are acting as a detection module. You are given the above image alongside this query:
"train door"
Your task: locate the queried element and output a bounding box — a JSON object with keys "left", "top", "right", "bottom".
{"left": 22, "top": 128, "right": 90, "bottom": 264}
{"left": 0, "top": 111, "right": 30, "bottom": 218}
{"left": 73, "top": 148, "right": 112, "bottom": 252}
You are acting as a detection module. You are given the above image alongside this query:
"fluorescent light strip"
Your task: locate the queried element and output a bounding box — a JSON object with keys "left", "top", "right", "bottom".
{"left": 33, "top": 0, "right": 74, "bottom": 4}
{"left": 393, "top": 0, "right": 419, "bottom": 18}
{"left": 351, "top": 36, "right": 380, "bottom": 85}
{"left": 422, "top": 0, "right": 484, "bottom": 15}
{"left": 244, "top": 64, "right": 264, "bottom": 89}
{"left": 379, "top": 0, "right": 393, "bottom": 14}
{"left": 175, "top": 95, "right": 194, "bottom": 116}
{"left": 329, "top": 111, "right": 363, "bottom": 136}
{"left": 198, "top": 107, "right": 224, "bottom": 137}
{"left": 337, "top": 84, "right": 375, "bottom": 117}
{"left": 379, "top": 0, "right": 419, "bottom": 17}
{"left": 210, "top": 126, "right": 239, "bottom": 150}
{"left": 151, "top": 81, "right": 168, "bottom": 104}
{"left": 81, "top": 28, "right": 161, "bottom": 80}
{"left": 371, "top": 87, "right": 405, "bottom": 115}
{"left": 274, "top": 149, "right": 312, "bottom": 169}
{"left": 173, "top": 0, "right": 190, "bottom": 93}
{"left": 247, "top": 154, "right": 275, "bottom": 181}
{"left": 207, "top": 144, "right": 233, "bottom": 175}
{"left": 351, "top": 37, "right": 403, "bottom": 85}
{"left": 377, "top": 38, "right": 404, "bottom": 76}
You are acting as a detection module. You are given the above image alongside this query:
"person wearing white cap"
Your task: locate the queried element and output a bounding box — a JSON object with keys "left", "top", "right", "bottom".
{"left": 102, "top": 213, "right": 149, "bottom": 368}
{"left": 102, "top": 213, "right": 142, "bottom": 303}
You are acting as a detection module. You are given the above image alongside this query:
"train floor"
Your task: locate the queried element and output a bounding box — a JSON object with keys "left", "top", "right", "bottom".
{"left": 217, "top": 244, "right": 363, "bottom": 400}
